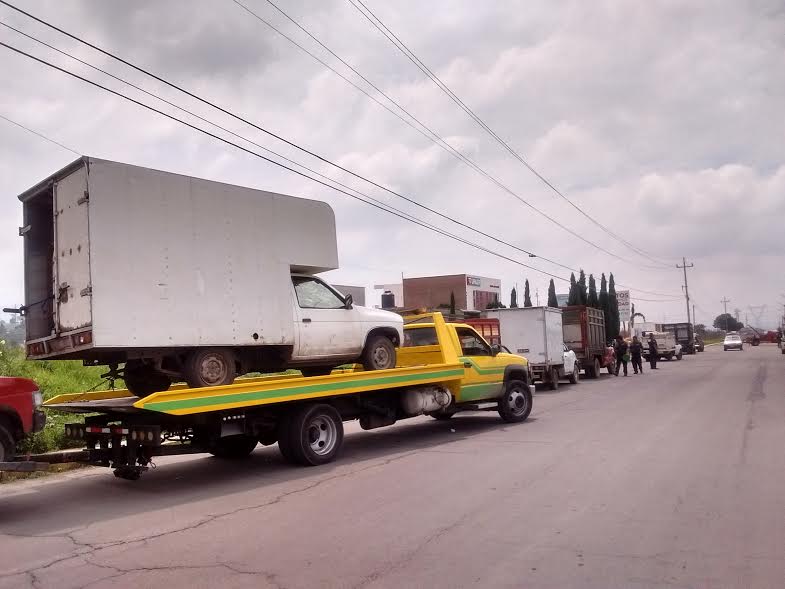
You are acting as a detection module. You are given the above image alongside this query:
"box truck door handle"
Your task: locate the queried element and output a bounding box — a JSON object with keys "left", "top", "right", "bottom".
{"left": 302, "top": 318, "right": 312, "bottom": 323}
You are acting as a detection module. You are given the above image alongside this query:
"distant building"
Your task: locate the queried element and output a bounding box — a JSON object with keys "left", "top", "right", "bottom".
{"left": 555, "top": 293, "right": 570, "bottom": 307}
{"left": 332, "top": 284, "right": 366, "bottom": 307}
{"left": 402, "top": 274, "right": 501, "bottom": 311}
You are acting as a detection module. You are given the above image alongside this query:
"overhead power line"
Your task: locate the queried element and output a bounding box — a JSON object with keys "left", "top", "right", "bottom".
{"left": 346, "top": 0, "right": 674, "bottom": 269}
{"left": 0, "top": 2, "right": 680, "bottom": 298}
{"left": 232, "top": 0, "right": 668, "bottom": 271}
{"left": 0, "top": 40, "right": 575, "bottom": 284}
{"left": 0, "top": 112, "right": 79, "bottom": 155}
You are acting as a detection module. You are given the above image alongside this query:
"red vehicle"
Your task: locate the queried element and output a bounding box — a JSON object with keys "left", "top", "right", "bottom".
{"left": 461, "top": 318, "right": 501, "bottom": 347}
{"left": 0, "top": 377, "right": 45, "bottom": 463}
{"left": 562, "top": 305, "right": 616, "bottom": 378}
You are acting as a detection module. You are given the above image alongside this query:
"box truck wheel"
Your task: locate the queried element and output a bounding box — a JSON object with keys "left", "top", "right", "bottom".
{"left": 591, "top": 358, "right": 601, "bottom": 379}
{"left": 280, "top": 403, "right": 343, "bottom": 466}
{"left": 184, "top": 349, "right": 237, "bottom": 388}
{"left": 498, "top": 380, "right": 532, "bottom": 423}
{"left": 123, "top": 360, "right": 171, "bottom": 398}
{"left": 361, "top": 335, "right": 396, "bottom": 371}
{"left": 209, "top": 435, "right": 258, "bottom": 459}
{"left": 569, "top": 364, "right": 579, "bottom": 384}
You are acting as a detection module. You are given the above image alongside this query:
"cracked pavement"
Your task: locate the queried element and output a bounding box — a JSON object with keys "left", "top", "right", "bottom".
{"left": 2, "top": 345, "right": 784, "bottom": 588}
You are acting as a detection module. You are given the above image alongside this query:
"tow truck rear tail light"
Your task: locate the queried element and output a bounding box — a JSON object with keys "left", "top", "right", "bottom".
{"left": 64, "top": 424, "right": 160, "bottom": 445}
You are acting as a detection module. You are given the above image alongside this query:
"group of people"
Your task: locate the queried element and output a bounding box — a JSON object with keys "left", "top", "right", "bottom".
{"left": 612, "top": 333, "right": 659, "bottom": 376}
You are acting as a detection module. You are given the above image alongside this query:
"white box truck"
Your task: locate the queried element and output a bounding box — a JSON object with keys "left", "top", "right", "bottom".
{"left": 486, "top": 307, "right": 579, "bottom": 389}
{"left": 15, "top": 157, "right": 403, "bottom": 396}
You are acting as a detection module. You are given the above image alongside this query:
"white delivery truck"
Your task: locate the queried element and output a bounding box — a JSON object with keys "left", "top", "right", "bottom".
{"left": 486, "top": 307, "right": 579, "bottom": 389}
{"left": 14, "top": 157, "right": 403, "bottom": 396}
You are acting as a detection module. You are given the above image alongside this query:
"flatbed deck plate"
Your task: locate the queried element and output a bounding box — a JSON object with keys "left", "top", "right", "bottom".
{"left": 45, "top": 364, "right": 464, "bottom": 417}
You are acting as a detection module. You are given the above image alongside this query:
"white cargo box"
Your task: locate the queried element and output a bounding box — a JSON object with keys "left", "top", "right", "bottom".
{"left": 485, "top": 307, "right": 564, "bottom": 367}
{"left": 19, "top": 157, "right": 338, "bottom": 355}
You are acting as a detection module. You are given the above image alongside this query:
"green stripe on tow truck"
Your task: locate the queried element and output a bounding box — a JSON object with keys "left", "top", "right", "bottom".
{"left": 141, "top": 368, "right": 464, "bottom": 412}
{"left": 459, "top": 357, "right": 506, "bottom": 375}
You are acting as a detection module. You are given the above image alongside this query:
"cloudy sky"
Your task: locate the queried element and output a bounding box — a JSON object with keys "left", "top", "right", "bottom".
{"left": 1, "top": 0, "right": 784, "bottom": 328}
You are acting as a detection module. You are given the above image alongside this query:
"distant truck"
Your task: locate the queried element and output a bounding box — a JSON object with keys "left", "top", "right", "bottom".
{"left": 662, "top": 322, "right": 695, "bottom": 354}
{"left": 13, "top": 158, "right": 403, "bottom": 397}
{"left": 637, "top": 330, "right": 679, "bottom": 361}
{"left": 486, "top": 307, "right": 579, "bottom": 389}
{"left": 561, "top": 305, "right": 615, "bottom": 378}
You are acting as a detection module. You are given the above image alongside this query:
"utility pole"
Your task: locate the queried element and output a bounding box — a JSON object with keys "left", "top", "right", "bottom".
{"left": 535, "top": 288, "right": 539, "bottom": 306}
{"left": 721, "top": 297, "right": 730, "bottom": 331}
{"left": 676, "top": 257, "right": 694, "bottom": 325}
{"left": 692, "top": 304, "right": 696, "bottom": 326}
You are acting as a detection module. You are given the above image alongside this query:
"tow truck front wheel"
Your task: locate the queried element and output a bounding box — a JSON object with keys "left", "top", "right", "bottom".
{"left": 498, "top": 380, "right": 532, "bottom": 423}
{"left": 279, "top": 404, "right": 344, "bottom": 466}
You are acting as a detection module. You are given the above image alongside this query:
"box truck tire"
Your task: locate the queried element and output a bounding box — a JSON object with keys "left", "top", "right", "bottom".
{"left": 123, "top": 360, "right": 171, "bottom": 398}
{"left": 548, "top": 368, "right": 560, "bottom": 391}
{"left": 361, "top": 335, "right": 396, "bottom": 371}
{"left": 184, "top": 349, "right": 237, "bottom": 389}
{"left": 0, "top": 420, "right": 14, "bottom": 463}
{"left": 498, "top": 380, "right": 532, "bottom": 423}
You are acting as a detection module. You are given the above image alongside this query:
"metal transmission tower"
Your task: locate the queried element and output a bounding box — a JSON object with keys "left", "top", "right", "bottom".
{"left": 676, "top": 258, "right": 694, "bottom": 324}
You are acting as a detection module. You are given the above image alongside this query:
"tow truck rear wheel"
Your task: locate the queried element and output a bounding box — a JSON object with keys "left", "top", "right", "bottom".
{"left": 280, "top": 404, "right": 343, "bottom": 466}
{"left": 209, "top": 434, "right": 258, "bottom": 459}
{"left": 498, "top": 379, "right": 532, "bottom": 423}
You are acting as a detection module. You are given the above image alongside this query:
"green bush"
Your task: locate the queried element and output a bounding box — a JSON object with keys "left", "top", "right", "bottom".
{"left": 0, "top": 340, "right": 118, "bottom": 453}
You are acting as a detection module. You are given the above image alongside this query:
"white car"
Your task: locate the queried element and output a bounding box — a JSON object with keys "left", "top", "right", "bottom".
{"left": 563, "top": 343, "right": 579, "bottom": 383}
{"left": 724, "top": 334, "right": 744, "bottom": 351}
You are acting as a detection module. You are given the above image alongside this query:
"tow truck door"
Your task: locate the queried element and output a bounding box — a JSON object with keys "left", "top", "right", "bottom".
{"left": 455, "top": 326, "right": 505, "bottom": 402}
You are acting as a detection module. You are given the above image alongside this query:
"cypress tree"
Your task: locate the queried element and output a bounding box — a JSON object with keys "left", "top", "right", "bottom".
{"left": 449, "top": 291, "right": 456, "bottom": 316}
{"left": 523, "top": 279, "right": 532, "bottom": 307}
{"left": 578, "top": 269, "right": 588, "bottom": 305}
{"left": 599, "top": 273, "right": 610, "bottom": 340}
{"left": 510, "top": 287, "right": 518, "bottom": 308}
{"left": 587, "top": 274, "right": 599, "bottom": 308}
{"left": 547, "top": 279, "right": 558, "bottom": 307}
{"left": 567, "top": 273, "right": 579, "bottom": 305}
{"left": 608, "top": 273, "right": 620, "bottom": 339}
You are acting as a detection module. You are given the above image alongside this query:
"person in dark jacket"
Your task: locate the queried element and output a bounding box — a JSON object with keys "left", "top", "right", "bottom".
{"left": 630, "top": 336, "right": 644, "bottom": 374}
{"left": 614, "top": 335, "right": 629, "bottom": 376}
{"left": 648, "top": 333, "right": 659, "bottom": 369}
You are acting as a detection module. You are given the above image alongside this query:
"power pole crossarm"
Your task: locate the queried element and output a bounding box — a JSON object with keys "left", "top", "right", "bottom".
{"left": 676, "top": 257, "right": 694, "bottom": 325}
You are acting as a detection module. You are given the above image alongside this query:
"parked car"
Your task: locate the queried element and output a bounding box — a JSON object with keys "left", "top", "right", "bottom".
{"left": 724, "top": 334, "right": 743, "bottom": 351}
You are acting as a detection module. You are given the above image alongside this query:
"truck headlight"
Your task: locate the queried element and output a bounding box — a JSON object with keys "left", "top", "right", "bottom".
{"left": 32, "top": 390, "right": 43, "bottom": 407}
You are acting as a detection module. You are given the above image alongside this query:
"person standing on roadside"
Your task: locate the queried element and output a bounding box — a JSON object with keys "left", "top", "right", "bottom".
{"left": 614, "top": 335, "right": 629, "bottom": 376}
{"left": 630, "top": 335, "right": 644, "bottom": 374}
{"left": 648, "top": 333, "right": 659, "bottom": 370}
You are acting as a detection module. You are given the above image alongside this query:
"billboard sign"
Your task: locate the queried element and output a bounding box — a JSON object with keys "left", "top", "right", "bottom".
{"left": 617, "top": 290, "right": 631, "bottom": 321}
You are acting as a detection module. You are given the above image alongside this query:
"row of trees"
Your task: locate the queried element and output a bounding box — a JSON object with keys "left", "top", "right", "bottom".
{"left": 504, "top": 271, "right": 621, "bottom": 340}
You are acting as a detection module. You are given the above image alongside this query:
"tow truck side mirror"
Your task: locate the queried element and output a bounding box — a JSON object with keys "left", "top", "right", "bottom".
{"left": 491, "top": 343, "right": 501, "bottom": 356}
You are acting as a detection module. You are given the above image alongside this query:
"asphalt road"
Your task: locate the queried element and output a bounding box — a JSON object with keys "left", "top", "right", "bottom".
{"left": 1, "top": 344, "right": 784, "bottom": 589}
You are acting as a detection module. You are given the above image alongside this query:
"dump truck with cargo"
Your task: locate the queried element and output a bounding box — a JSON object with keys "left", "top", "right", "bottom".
{"left": 11, "top": 157, "right": 402, "bottom": 397}
{"left": 561, "top": 305, "right": 615, "bottom": 378}
{"left": 486, "top": 307, "right": 579, "bottom": 389}
{"left": 1, "top": 313, "right": 533, "bottom": 479}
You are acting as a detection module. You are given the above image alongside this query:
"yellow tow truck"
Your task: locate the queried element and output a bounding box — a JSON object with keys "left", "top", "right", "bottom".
{"left": 7, "top": 313, "right": 532, "bottom": 480}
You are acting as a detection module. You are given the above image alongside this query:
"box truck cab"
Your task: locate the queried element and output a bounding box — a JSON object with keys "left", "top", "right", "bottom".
{"left": 15, "top": 157, "right": 402, "bottom": 396}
